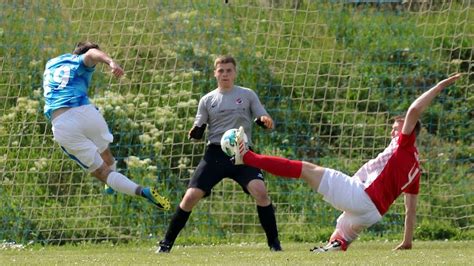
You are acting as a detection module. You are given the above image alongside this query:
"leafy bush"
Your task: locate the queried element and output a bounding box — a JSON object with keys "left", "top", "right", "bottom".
{"left": 415, "top": 220, "right": 460, "bottom": 240}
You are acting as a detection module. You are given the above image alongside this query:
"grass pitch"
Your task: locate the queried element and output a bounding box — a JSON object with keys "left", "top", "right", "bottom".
{"left": 1, "top": 241, "right": 472, "bottom": 265}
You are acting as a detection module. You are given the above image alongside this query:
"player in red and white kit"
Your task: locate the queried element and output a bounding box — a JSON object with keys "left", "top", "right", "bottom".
{"left": 232, "top": 73, "right": 461, "bottom": 252}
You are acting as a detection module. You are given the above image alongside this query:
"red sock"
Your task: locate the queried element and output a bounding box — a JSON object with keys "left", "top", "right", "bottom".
{"left": 243, "top": 151, "right": 302, "bottom": 178}
{"left": 330, "top": 233, "right": 349, "bottom": 251}
{"left": 329, "top": 236, "right": 348, "bottom": 251}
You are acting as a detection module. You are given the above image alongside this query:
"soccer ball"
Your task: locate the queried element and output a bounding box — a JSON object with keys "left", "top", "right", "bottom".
{"left": 220, "top": 128, "right": 248, "bottom": 157}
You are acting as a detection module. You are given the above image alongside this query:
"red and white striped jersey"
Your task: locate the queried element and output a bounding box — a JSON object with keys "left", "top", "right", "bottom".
{"left": 354, "top": 131, "right": 420, "bottom": 215}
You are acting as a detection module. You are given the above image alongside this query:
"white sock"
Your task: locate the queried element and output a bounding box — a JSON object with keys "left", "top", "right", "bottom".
{"left": 106, "top": 171, "right": 140, "bottom": 196}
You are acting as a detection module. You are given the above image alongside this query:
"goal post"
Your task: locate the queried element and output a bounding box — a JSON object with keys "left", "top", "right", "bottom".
{"left": 0, "top": 0, "right": 472, "bottom": 244}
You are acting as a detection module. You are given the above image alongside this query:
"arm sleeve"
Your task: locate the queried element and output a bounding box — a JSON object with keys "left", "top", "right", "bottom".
{"left": 194, "top": 97, "right": 208, "bottom": 126}
{"left": 402, "top": 175, "right": 420, "bottom": 194}
{"left": 77, "top": 54, "right": 95, "bottom": 74}
{"left": 398, "top": 130, "right": 416, "bottom": 148}
{"left": 249, "top": 90, "right": 269, "bottom": 118}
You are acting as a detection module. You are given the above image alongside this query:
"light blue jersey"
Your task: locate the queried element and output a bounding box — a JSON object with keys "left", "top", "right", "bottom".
{"left": 43, "top": 53, "right": 95, "bottom": 120}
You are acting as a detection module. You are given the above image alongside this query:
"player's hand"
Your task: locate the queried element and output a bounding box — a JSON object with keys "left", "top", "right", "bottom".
{"left": 393, "top": 242, "right": 412, "bottom": 251}
{"left": 109, "top": 61, "right": 124, "bottom": 78}
{"left": 188, "top": 124, "right": 206, "bottom": 140}
{"left": 188, "top": 127, "right": 196, "bottom": 140}
{"left": 258, "top": 115, "right": 274, "bottom": 129}
{"left": 437, "top": 73, "right": 461, "bottom": 89}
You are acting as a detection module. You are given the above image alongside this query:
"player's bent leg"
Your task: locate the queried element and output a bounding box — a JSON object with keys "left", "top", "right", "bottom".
{"left": 300, "top": 162, "right": 326, "bottom": 191}
{"left": 59, "top": 134, "right": 169, "bottom": 210}
{"left": 234, "top": 127, "right": 304, "bottom": 178}
{"left": 94, "top": 162, "right": 170, "bottom": 210}
{"left": 141, "top": 187, "right": 171, "bottom": 211}
{"left": 310, "top": 227, "right": 349, "bottom": 253}
{"left": 92, "top": 163, "right": 113, "bottom": 183}
{"left": 311, "top": 212, "right": 368, "bottom": 253}
{"left": 100, "top": 148, "right": 116, "bottom": 195}
{"left": 247, "top": 179, "right": 271, "bottom": 206}
{"left": 256, "top": 204, "right": 282, "bottom": 252}
{"left": 247, "top": 180, "right": 282, "bottom": 251}
{"left": 333, "top": 213, "right": 360, "bottom": 244}
{"left": 87, "top": 105, "right": 114, "bottom": 195}
{"left": 329, "top": 230, "right": 350, "bottom": 251}
{"left": 156, "top": 188, "right": 205, "bottom": 253}
{"left": 179, "top": 187, "right": 205, "bottom": 211}
{"left": 100, "top": 148, "right": 115, "bottom": 166}
{"left": 310, "top": 239, "right": 347, "bottom": 253}
{"left": 258, "top": 205, "right": 282, "bottom": 252}
{"left": 243, "top": 151, "right": 304, "bottom": 178}
{"left": 157, "top": 206, "right": 191, "bottom": 254}
{"left": 94, "top": 164, "right": 141, "bottom": 196}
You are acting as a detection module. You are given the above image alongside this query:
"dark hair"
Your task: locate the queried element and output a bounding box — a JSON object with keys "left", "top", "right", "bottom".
{"left": 72, "top": 41, "right": 100, "bottom": 55}
{"left": 214, "top": 55, "right": 237, "bottom": 68}
{"left": 393, "top": 114, "right": 422, "bottom": 137}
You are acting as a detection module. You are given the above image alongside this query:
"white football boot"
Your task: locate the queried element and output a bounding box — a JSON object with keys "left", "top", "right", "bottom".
{"left": 310, "top": 240, "right": 344, "bottom": 253}
{"left": 233, "top": 126, "right": 249, "bottom": 165}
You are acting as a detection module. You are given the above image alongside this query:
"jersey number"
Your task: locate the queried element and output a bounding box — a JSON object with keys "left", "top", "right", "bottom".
{"left": 43, "top": 65, "right": 71, "bottom": 96}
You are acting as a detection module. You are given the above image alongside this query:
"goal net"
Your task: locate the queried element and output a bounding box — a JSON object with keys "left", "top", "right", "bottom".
{"left": 1, "top": 0, "right": 472, "bottom": 244}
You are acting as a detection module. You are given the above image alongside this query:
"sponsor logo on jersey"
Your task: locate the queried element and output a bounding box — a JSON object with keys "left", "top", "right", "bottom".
{"left": 211, "top": 99, "right": 218, "bottom": 108}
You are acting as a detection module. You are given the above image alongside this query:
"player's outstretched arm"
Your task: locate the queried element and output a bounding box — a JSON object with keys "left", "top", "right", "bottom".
{"left": 83, "top": 48, "right": 124, "bottom": 78}
{"left": 402, "top": 73, "right": 461, "bottom": 135}
{"left": 394, "top": 193, "right": 417, "bottom": 250}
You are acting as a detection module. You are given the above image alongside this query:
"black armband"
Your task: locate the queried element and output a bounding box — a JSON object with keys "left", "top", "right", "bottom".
{"left": 254, "top": 117, "right": 267, "bottom": 129}
{"left": 189, "top": 124, "right": 207, "bottom": 140}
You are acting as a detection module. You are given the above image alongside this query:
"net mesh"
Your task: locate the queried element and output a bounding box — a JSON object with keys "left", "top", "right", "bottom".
{"left": 0, "top": 0, "right": 472, "bottom": 244}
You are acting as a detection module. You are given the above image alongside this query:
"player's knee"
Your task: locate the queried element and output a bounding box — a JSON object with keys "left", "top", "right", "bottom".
{"left": 92, "top": 163, "right": 112, "bottom": 183}
{"left": 301, "top": 162, "right": 324, "bottom": 188}
{"left": 108, "top": 160, "right": 117, "bottom": 171}
{"left": 100, "top": 148, "right": 115, "bottom": 166}
{"left": 251, "top": 187, "right": 268, "bottom": 199}
{"left": 180, "top": 188, "right": 204, "bottom": 210}
{"left": 248, "top": 184, "right": 270, "bottom": 204}
{"left": 253, "top": 194, "right": 271, "bottom": 206}
{"left": 104, "top": 157, "right": 115, "bottom": 167}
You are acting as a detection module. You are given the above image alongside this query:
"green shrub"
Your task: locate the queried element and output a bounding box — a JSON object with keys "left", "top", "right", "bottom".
{"left": 415, "top": 220, "right": 460, "bottom": 240}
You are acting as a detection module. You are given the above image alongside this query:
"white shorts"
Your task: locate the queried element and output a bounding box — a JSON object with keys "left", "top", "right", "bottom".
{"left": 318, "top": 168, "right": 382, "bottom": 240}
{"left": 52, "top": 104, "right": 113, "bottom": 172}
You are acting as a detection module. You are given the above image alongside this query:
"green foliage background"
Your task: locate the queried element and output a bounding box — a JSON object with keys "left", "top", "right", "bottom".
{"left": 0, "top": 0, "right": 472, "bottom": 244}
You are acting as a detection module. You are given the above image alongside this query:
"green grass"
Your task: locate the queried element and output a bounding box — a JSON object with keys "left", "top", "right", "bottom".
{"left": 1, "top": 241, "right": 473, "bottom": 265}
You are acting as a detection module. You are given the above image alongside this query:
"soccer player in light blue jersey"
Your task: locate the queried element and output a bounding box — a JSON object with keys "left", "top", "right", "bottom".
{"left": 43, "top": 41, "right": 170, "bottom": 210}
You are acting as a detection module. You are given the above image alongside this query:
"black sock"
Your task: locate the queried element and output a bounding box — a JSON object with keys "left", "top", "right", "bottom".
{"left": 136, "top": 186, "right": 143, "bottom": 196}
{"left": 257, "top": 203, "right": 279, "bottom": 245}
{"left": 163, "top": 206, "right": 191, "bottom": 244}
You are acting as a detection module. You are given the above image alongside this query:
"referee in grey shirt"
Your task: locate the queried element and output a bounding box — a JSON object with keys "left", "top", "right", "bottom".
{"left": 157, "top": 55, "right": 281, "bottom": 253}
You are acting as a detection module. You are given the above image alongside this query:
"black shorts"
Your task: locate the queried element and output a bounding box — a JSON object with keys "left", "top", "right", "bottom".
{"left": 188, "top": 144, "right": 264, "bottom": 197}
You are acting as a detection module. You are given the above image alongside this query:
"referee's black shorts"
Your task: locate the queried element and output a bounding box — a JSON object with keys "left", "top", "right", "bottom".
{"left": 188, "top": 144, "right": 264, "bottom": 197}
